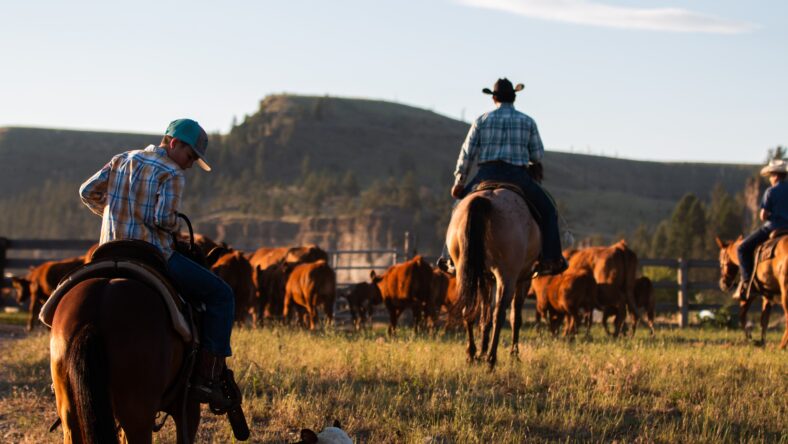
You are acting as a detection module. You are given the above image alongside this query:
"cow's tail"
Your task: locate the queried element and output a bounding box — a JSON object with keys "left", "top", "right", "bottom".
{"left": 67, "top": 324, "right": 117, "bottom": 444}
{"left": 458, "top": 196, "right": 493, "bottom": 320}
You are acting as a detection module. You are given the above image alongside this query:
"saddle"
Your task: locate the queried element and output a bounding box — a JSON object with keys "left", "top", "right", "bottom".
{"left": 470, "top": 180, "right": 542, "bottom": 222}
{"left": 39, "top": 240, "right": 194, "bottom": 342}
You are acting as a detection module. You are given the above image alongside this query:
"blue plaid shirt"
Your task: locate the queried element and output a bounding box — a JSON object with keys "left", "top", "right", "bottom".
{"left": 79, "top": 145, "right": 184, "bottom": 258}
{"left": 453, "top": 103, "right": 544, "bottom": 185}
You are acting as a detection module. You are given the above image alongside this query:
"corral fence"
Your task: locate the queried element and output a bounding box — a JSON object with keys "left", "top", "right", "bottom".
{"left": 1, "top": 237, "right": 783, "bottom": 328}
{"left": 640, "top": 258, "right": 784, "bottom": 327}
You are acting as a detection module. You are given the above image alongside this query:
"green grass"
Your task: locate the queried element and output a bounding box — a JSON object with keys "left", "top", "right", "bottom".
{"left": 0, "top": 311, "right": 28, "bottom": 326}
{"left": 0, "top": 325, "right": 785, "bottom": 443}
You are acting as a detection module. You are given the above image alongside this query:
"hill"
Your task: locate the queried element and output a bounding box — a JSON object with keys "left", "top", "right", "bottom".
{"left": 0, "top": 95, "right": 758, "bottom": 251}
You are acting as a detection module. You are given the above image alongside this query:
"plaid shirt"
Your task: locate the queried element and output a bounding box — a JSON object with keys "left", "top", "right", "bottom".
{"left": 453, "top": 103, "right": 544, "bottom": 185}
{"left": 79, "top": 145, "right": 184, "bottom": 258}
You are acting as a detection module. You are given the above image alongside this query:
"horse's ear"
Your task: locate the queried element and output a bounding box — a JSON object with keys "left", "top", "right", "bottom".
{"left": 715, "top": 236, "right": 726, "bottom": 249}
{"left": 299, "top": 429, "right": 319, "bottom": 444}
{"left": 332, "top": 419, "right": 342, "bottom": 429}
{"left": 736, "top": 234, "right": 743, "bottom": 242}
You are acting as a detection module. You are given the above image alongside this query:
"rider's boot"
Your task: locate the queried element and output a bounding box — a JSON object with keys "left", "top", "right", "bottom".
{"left": 733, "top": 279, "right": 749, "bottom": 302}
{"left": 191, "top": 348, "right": 233, "bottom": 412}
{"left": 533, "top": 256, "right": 568, "bottom": 277}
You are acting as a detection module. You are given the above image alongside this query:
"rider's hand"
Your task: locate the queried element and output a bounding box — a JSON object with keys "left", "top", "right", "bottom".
{"left": 451, "top": 184, "right": 464, "bottom": 199}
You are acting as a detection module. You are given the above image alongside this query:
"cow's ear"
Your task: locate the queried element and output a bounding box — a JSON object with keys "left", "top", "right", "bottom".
{"left": 369, "top": 270, "right": 376, "bottom": 280}
{"left": 299, "top": 428, "right": 319, "bottom": 444}
{"left": 714, "top": 236, "right": 726, "bottom": 249}
{"left": 332, "top": 419, "right": 342, "bottom": 429}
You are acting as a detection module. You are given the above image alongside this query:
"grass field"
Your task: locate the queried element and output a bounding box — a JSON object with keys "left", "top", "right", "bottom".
{"left": 0, "top": 323, "right": 785, "bottom": 443}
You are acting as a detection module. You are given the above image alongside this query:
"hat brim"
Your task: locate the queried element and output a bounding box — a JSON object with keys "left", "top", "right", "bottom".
{"left": 482, "top": 83, "right": 525, "bottom": 95}
{"left": 196, "top": 157, "right": 211, "bottom": 172}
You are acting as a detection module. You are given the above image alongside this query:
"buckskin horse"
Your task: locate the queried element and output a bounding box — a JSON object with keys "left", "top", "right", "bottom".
{"left": 446, "top": 184, "right": 540, "bottom": 368}
{"left": 716, "top": 236, "right": 788, "bottom": 348}
{"left": 46, "top": 228, "right": 248, "bottom": 442}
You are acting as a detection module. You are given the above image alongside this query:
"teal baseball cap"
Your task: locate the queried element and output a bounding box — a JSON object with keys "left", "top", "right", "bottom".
{"left": 165, "top": 118, "right": 211, "bottom": 171}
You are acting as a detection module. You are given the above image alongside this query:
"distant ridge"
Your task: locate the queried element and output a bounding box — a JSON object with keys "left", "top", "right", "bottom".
{"left": 0, "top": 94, "right": 758, "bottom": 241}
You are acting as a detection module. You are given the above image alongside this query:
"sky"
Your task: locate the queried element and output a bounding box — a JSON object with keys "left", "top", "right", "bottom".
{"left": 1, "top": 0, "right": 785, "bottom": 164}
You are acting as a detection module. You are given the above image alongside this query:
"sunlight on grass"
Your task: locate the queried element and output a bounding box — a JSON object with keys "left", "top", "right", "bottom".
{"left": 0, "top": 326, "right": 785, "bottom": 443}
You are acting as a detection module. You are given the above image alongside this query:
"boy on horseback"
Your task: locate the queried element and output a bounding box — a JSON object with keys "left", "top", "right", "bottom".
{"left": 79, "top": 118, "right": 236, "bottom": 411}
{"left": 439, "top": 78, "right": 567, "bottom": 276}
{"left": 736, "top": 159, "right": 788, "bottom": 300}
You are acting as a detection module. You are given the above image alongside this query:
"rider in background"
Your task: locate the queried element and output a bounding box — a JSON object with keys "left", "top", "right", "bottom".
{"left": 737, "top": 159, "right": 788, "bottom": 300}
{"left": 79, "top": 118, "right": 235, "bottom": 411}
{"left": 442, "top": 78, "right": 567, "bottom": 276}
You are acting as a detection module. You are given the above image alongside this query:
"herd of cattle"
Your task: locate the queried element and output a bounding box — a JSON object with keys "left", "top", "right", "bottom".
{"left": 6, "top": 235, "right": 656, "bottom": 338}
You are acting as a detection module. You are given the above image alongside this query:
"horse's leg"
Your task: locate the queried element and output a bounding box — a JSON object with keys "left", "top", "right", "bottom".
{"left": 739, "top": 297, "right": 753, "bottom": 340}
{"left": 170, "top": 398, "right": 201, "bottom": 444}
{"left": 758, "top": 297, "right": 772, "bottom": 346}
{"left": 465, "top": 317, "right": 477, "bottom": 364}
{"left": 479, "top": 306, "right": 492, "bottom": 357}
{"left": 510, "top": 283, "right": 526, "bottom": 357}
{"left": 781, "top": 289, "right": 788, "bottom": 349}
{"left": 486, "top": 278, "right": 515, "bottom": 369}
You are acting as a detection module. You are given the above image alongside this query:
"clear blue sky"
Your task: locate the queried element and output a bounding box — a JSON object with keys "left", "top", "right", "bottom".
{"left": 1, "top": 0, "right": 784, "bottom": 163}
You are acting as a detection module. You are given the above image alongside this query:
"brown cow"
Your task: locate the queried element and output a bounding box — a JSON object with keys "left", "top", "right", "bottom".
{"left": 532, "top": 270, "right": 597, "bottom": 338}
{"left": 431, "top": 268, "right": 461, "bottom": 331}
{"left": 567, "top": 240, "right": 638, "bottom": 337}
{"left": 14, "top": 256, "right": 85, "bottom": 331}
{"left": 371, "top": 255, "right": 435, "bottom": 335}
{"left": 249, "top": 244, "right": 329, "bottom": 321}
{"left": 283, "top": 260, "right": 336, "bottom": 330}
{"left": 209, "top": 248, "right": 257, "bottom": 326}
{"left": 346, "top": 281, "right": 382, "bottom": 330}
{"left": 634, "top": 276, "right": 655, "bottom": 335}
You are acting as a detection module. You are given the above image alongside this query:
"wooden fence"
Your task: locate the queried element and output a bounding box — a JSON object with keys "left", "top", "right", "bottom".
{"left": 1, "top": 238, "right": 783, "bottom": 328}
{"left": 640, "top": 258, "right": 784, "bottom": 327}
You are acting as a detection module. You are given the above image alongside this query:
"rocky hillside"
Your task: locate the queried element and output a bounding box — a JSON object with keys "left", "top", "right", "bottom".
{"left": 0, "top": 95, "right": 759, "bottom": 254}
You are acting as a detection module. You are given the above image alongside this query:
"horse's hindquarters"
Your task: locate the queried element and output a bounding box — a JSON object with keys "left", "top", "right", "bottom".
{"left": 50, "top": 278, "right": 185, "bottom": 442}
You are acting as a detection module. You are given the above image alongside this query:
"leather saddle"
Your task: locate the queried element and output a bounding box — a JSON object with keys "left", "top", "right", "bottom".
{"left": 470, "top": 180, "right": 542, "bottom": 222}
{"left": 39, "top": 240, "right": 194, "bottom": 342}
{"left": 756, "top": 229, "right": 788, "bottom": 263}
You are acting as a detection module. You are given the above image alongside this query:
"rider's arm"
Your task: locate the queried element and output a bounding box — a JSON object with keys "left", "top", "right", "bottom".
{"left": 527, "top": 120, "right": 544, "bottom": 163}
{"left": 453, "top": 119, "right": 481, "bottom": 186}
{"left": 760, "top": 187, "right": 774, "bottom": 223}
{"left": 79, "top": 159, "right": 113, "bottom": 216}
{"left": 760, "top": 209, "right": 770, "bottom": 222}
{"left": 153, "top": 174, "right": 184, "bottom": 233}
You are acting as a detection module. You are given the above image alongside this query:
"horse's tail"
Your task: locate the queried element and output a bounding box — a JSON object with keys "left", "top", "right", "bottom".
{"left": 459, "top": 196, "right": 493, "bottom": 319}
{"left": 67, "top": 324, "right": 117, "bottom": 444}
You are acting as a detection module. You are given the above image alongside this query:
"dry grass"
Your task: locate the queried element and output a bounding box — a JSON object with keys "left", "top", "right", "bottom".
{"left": 0, "top": 324, "right": 786, "bottom": 443}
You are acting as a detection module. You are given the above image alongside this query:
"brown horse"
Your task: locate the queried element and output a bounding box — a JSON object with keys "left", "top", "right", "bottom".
{"left": 50, "top": 276, "right": 200, "bottom": 443}
{"left": 446, "top": 188, "right": 539, "bottom": 368}
{"left": 716, "top": 236, "right": 787, "bottom": 348}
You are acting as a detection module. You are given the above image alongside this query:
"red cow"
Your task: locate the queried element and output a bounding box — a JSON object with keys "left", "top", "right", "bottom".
{"left": 371, "top": 255, "right": 435, "bottom": 335}
{"left": 283, "top": 260, "right": 336, "bottom": 330}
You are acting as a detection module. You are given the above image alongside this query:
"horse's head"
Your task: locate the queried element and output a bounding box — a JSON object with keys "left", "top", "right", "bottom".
{"left": 10, "top": 276, "right": 31, "bottom": 303}
{"left": 715, "top": 236, "right": 741, "bottom": 291}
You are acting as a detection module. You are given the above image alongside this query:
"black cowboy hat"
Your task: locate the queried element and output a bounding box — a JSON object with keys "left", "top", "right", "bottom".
{"left": 482, "top": 78, "right": 524, "bottom": 101}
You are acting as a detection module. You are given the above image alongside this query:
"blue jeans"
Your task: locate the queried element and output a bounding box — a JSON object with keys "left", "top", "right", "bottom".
{"left": 737, "top": 226, "right": 771, "bottom": 283}
{"left": 459, "top": 162, "right": 563, "bottom": 262}
{"left": 167, "top": 251, "right": 234, "bottom": 357}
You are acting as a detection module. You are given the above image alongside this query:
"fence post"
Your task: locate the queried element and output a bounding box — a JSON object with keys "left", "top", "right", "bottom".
{"left": 677, "top": 258, "right": 689, "bottom": 328}
{"left": 403, "top": 231, "right": 411, "bottom": 259}
{"left": 0, "top": 237, "right": 8, "bottom": 286}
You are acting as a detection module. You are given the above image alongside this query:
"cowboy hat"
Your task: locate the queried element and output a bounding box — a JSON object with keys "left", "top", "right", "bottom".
{"left": 482, "top": 78, "right": 524, "bottom": 101}
{"left": 760, "top": 159, "right": 788, "bottom": 176}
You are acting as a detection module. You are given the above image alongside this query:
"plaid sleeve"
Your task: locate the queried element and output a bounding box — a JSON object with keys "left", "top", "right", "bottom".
{"left": 528, "top": 120, "right": 544, "bottom": 163}
{"left": 153, "top": 174, "right": 184, "bottom": 232}
{"left": 454, "top": 120, "right": 481, "bottom": 185}
{"left": 79, "top": 160, "right": 112, "bottom": 216}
